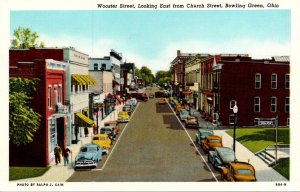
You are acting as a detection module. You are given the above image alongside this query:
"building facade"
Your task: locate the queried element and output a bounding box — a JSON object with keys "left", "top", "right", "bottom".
{"left": 9, "top": 48, "right": 67, "bottom": 166}
{"left": 213, "top": 55, "right": 290, "bottom": 126}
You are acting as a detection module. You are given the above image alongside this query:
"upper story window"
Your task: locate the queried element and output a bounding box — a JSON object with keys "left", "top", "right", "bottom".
{"left": 94, "top": 63, "right": 98, "bottom": 70}
{"left": 54, "top": 85, "right": 58, "bottom": 106}
{"left": 58, "top": 85, "right": 62, "bottom": 104}
{"left": 271, "top": 73, "right": 277, "bottom": 89}
{"left": 285, "top": 97, "right": 290, "bottom": 112}
{"left": 48, "top": 85, "right": 52, "bottom": 109}
{"left": 285, "top": 74, "right": 290, "bottom": 89}
{"left": 101, "top": 64, "right": 106, "bottom": 70}
{"left": 254, "top": 97, "right": 260, "bottom": 112}
{"left": 271, "top": 96, "right": 277, "bottom": 112}
{"left": 255, "top": 73, "right": 261, "bottom": 89}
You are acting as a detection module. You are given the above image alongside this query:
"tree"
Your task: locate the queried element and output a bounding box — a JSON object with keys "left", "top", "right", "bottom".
{"left": 9, "top": 77, "right": 41, "bottom": 146}
{"left": 135, "top": 66, "right": 155, "bottom": 86}
{"left": 11, "top": 26, "right": 45, "bottom": 49}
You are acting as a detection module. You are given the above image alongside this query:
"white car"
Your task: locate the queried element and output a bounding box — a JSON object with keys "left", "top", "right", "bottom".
{"left": 179, "top": 109, "right": 189, "bottom": 121}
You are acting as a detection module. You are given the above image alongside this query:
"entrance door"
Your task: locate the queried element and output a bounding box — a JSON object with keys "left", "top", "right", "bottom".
{"left": 56, "top": 117, "right": 65, "bottom": 148}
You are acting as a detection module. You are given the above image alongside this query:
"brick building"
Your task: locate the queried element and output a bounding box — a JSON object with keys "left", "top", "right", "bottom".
{"left": 213, "top": 56, "right": 290, "bottom": 126}
{"left": 9, "top": 48, "right": 67, "bottom": 166}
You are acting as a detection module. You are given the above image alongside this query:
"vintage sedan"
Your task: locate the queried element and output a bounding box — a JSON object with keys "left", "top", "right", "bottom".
{"left": 99, "top": 126, "right": 117, "bottom": 141}
{"left": 117, "top": 111, "right": 130, "bottom": 123}
{"left": 158, "top": 98, "right": 166, "bottom": 104}
{"left": 74, "top": 144, "right": 102, "bottom": 170}
{"left": 179, "top": 109, "right": 189, "bottom": 121}
{"left": 208, "top": 147, "right": 236, "bottom": 169}
{"left": 92, "top": 133, "right": 112, "bottom": 154}
{"left": 220, "top": 161, "right": 257, "bottom": 181}
{"left": 195, "top": 129, "right": 214, "bottom": 145}
{"left": 201, "top": 135, "right": 223, "bottom": 153}
{"left": 123, "top": 104, "right": 133, "bottom": 115}
{"left": 184, "top": 116, "right": 199, "bottom": 128}
{"left": 104, "top": 121, "right": 120, "bottom": 134}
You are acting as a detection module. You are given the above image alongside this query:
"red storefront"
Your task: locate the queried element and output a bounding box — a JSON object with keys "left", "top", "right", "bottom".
{"left": 9, "top": 48, "right": 67, "bottom": 166}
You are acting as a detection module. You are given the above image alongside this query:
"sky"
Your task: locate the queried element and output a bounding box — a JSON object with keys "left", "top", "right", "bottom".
{"left": 10, "top": 10, "right": 290, "bottom": 74}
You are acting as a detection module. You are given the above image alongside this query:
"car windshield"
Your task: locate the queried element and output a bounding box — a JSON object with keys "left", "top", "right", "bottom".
{"left": 80, "top": 147, "right": 97, "bottom": 153}
{"left": 93, "top": 136, "right": 106, "bottom": 141}
{"left": 237, "top": 169, "right": 252, "bottom": 175}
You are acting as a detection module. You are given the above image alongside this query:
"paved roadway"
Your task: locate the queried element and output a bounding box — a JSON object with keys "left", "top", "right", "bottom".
{"left": 68, "top": 87, "right": 219, "bottom": 182}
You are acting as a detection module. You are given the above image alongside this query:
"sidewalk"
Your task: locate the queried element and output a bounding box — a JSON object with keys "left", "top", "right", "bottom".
{"left": 190, "top": 108, "right": 287, "bottom": 181}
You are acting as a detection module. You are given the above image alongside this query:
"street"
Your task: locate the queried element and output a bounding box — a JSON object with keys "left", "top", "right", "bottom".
{"left": 68, "top": 88, "right": 219, "bottom": 182}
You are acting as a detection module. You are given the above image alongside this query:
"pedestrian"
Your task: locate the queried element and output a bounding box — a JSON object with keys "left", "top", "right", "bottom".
{"left": 54, "top": 144, "right": 62, "bottom": 165}
{"left": 84, "top": 126, "right": 89, "bottom": 137}
{"left": 63, "top": 147, "right": 72, "bottom": 166}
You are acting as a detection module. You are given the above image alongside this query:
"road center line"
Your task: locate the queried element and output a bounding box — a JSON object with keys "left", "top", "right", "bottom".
{"left": 166, "top": 101, "right": 219, "bottom": 182}
{"left": 98, "top": 102, "right": 141, "bottom": 171}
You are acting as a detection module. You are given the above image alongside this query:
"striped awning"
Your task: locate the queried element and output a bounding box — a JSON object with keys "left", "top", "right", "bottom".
{"left": 75, "top": 112, "right": 95, "bottom": 127}
{"left": 71, "top": 74, "right": 96, "bottom": 85}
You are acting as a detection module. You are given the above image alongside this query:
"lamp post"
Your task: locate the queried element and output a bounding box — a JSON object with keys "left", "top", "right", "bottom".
{"left": 232, "top": 104, "right": 238, "bottom": 153}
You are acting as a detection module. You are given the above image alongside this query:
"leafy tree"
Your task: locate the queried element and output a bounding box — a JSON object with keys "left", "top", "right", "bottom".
{"left": 135, "top": 66, "right": 155, "bottom": 86}
{"left": 11, "top": 26, "right": 45, "bottom": 49}
{"left": 9, "top": 77, "right": 41, "bottom": 145}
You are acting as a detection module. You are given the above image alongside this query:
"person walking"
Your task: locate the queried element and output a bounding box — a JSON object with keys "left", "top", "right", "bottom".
{"left": 54, "top": 144, "right": 62, "bottom": 165}
{"left": 63, "top": 147, "right": 72, "bottom": 166}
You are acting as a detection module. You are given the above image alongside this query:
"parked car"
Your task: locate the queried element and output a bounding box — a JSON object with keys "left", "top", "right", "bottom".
{"left": 220, "top": 161, "right": 257, "bottom": 181}
{"left": 74, "top": 144, "right": 102, "bottom": 170}
{"left": 99, "top": 126, "right": 117, "bottom": 141}
{"left": 92, "top": 133, "right": 112, "bottom": 154}
{"left": 158, "top": 98, "right": 166, "bottom": 104}
{"left": 104, "top": 121, "right": 120, "bottom": 134}
{"left": 208, "top": 147, "right": 236, "bottom": 169}
{"left": 123, "top": 104, "right": 133, "bottom": 115}
{"left": 117, "top": 111, "right": 130, "bottom": 123}
{"left": 179, "top": 109, "right": 189, "bottom": 121}
{"left": 128, "top": 98, "right": 138, "bottom": 106}
{"left": 195, "top": 129, "right": 214, "bottom": 145}
{"left": 170, "top": 99, "right": 178, "bottom": 108}
{"left": 201, "top": 135, "right": 223, "bottom": 153}
{"left": 130, "top": 92, "right": 148, "bottom": 101}
{"left": 175, "top": 104, "right": 185, "bottom": 115}
{"left": 184, "top": 116, "right": 199, "bottom": 128}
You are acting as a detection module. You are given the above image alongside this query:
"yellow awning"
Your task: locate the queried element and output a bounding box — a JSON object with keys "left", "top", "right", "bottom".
{"left": 72, "top": 74, "right": 96, "bottom": 85}
{"left": 71, "top": 74, "right": 86, "bottom": 85}
{"left": 75, "top": 112, "right": 95, "bottom": 127}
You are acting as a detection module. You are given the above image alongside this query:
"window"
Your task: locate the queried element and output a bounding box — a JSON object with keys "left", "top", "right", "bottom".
{"left": 54, "top": 85, "right": 58, "bottom": 105}
{"left": 287, "top": 118, "right": 290, "bottom": 126}
{"left": 271, "top": 97, "right": 277, "bottom": 112}
{"left": 285, "top": 74, "right": 290, "bottom": 89}
{"left": 271, "top": 73, "right": 277, "bottom": 89}
{"left": 94, "top": 63, "right": 98, "bottom": 70}
{"left": 230, "top": 100, "right": 237, "bottom": 109}
{"left": 285, "top": 97, "right": 289, "bottom": 112}
{"left": 255, "top": 73, "right": 261, "bottom": 89}
{"left": 58, "top": 85, "right": 62, "bottom": 103}
{"left": 254, "top": 97, "right": 260, "bottom": 112}
{"left": 48, "top": 85, "right": 52, "bottom": 108}
{"left": 101, "top": 64, "right": 106, "bottom": 70}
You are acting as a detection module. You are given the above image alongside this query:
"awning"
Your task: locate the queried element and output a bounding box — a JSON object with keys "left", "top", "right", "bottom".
{"left": 75, "top": 112, "right": 95, "bottom": 127}
{"left": 71, "top": 74, "right": 96, "bottom": 85}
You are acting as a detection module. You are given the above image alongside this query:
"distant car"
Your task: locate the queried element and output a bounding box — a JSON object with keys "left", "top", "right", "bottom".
{"left": 195, "top": 129, "right": 214, "bottom": 145}
{"left": 208, "top": 147, "right": 236, "bottom": 169}
{"left": 201, "top": 135, "right": 223, "bottom": 153}
{"left": 128, "top": 98, "right": 138, "bottom": 106}
{"left": 220, "top": 161, "right": 257, "bottom": 181}
{"left": 92, "top": 133, "right": 112, "bottom": 154}
{"left": 99, "top": 126, "right": 117, "bottom": 141}
{"left": 117, "top": 111, "right": 130, "bottom": 123}
{"left": 184, "top": 116, "right": 199, "bottom": 128}
{"left": 104, "top": 121, "right": 120, "bottom": 134}
{"left": 175, "top": 104, "right": 185, "bottom": 115}
{"left": 123, "top": 104, "right": 133, "bottom": 115}
{"left": 74, "top": 144, "right": 102, "bottom": 170}
{"left": 179, "top": 109, "right": 189, "bottom": 121}
{"left": 158, "top": 98, "right": 166, "bottom": 104}
{"left": 149, "top": 93, "right": 155, "bottom": 98}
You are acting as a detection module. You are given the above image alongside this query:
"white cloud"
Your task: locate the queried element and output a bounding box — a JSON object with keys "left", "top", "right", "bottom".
{"left": 40, "top": 33, "right": 290, "bottom": 75}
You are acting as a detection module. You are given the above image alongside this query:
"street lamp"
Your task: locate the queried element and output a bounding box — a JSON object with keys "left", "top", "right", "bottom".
{"left": 232, "top": 104, "right": 238, "bottom": 153}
